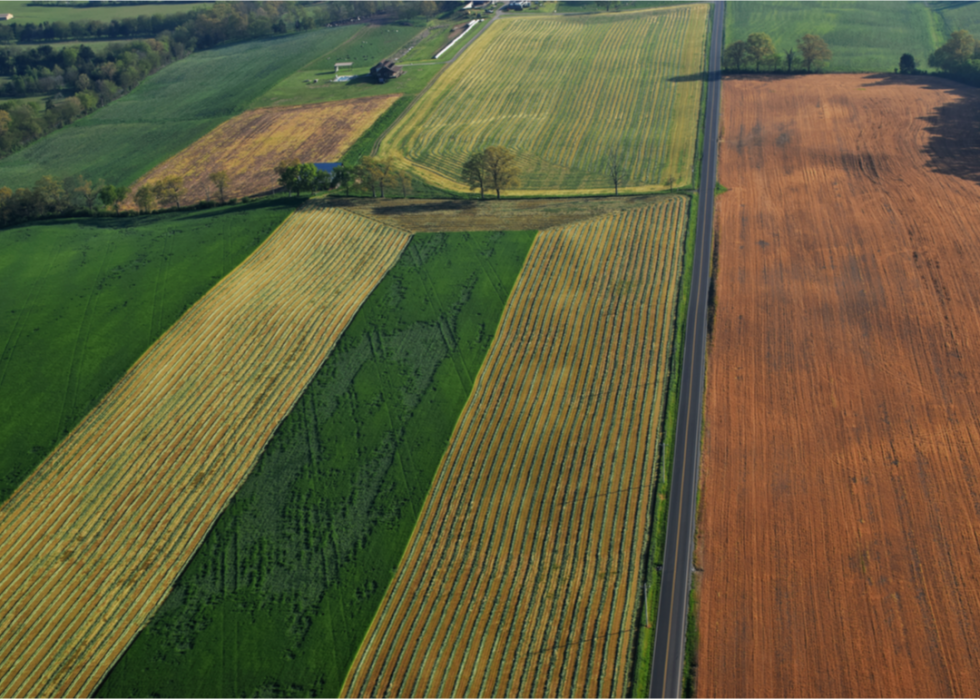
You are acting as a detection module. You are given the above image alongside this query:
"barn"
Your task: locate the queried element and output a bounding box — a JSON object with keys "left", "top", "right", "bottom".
{"left": 370, "top": 60, "right": 403, "bottom": 84}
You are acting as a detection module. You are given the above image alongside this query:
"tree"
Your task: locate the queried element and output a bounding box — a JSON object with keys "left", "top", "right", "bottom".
{"left": 899, "top": 53, "right": 917, "bottom": 74}
{"left": 746, "top": 33, "right": 778, "bottom": 72}
{"left": 929, "top": 30, "right": 979, "bottom": 74}
{"left": 785, "top": 48, "right": 797, "bottom": 72}
{"left": 462, "top": 151, "right": 488, "bottom": 199}
{"left": 481, "top": 146, "right": 520, "bottom": 199}
{"left": 395, "top": 169, "right": 412, "bottom": 198}
{"left": 607, "top": 147, "right": 625, "bottom": 195}
{"left": 355, "top": 156, "right": 394, "bottom": 198}
{"left": 313, "top": 168, "right": 332, "bottom": 193}
{"left": 98, "top": 184, "right": 127, "bottom": 213}
{"left": 275, "top": 160, "right": 317, "bottom": 195}
{"left": 331, "top": 163, "right": 354, "bottom": 196}
{"left": 722, "top": 41, "right": 748, "bottom": 71}
{"left": 208, "top": 170, "right": 229, "bottom": 202}
{"left": 134, "top": 184, "right": 155, "bottom": 213}
{"left": 153, "top": 175, "right": 184, "bottom": 209}
{"left": 797, "top": 34, "right": 832, "bottom": 72}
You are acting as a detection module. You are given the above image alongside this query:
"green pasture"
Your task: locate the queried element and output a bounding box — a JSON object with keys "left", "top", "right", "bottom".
{"left": 0, "top": 25, "right": 364, "bottom": 190}
{"left": 94, "top": 228, "right": 536, "bottom": 699}
{"left": 933, "top": 1, "right": 980, "bottom": 38}
{"left": 250, "top": 22, "right": 465, "bottom": 109}
{"left": 0, "top": 1, "right": 211, "bottom": 25}
{"left": 378, "top": 4, "right": 709, "bottom": 195}
{"left": 0, "top": 200, "right": 298, "bottom": 504}
{"left": 725, "top": 1, "right": 942, "bottom": 73}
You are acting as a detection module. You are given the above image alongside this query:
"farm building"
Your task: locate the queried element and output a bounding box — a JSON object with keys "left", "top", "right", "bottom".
{"left": 370, "top": 60, "right": 403, "bottom": 83}
{"left": 0, "top": 13, "right": 13, "bottom": 20}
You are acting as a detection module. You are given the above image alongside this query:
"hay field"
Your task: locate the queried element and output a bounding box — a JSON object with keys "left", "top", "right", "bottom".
{"left": 130, "top": 96, "right": 400, "bottom": 207}
{"left": 344, "top": 198, "right": 688, "bottom": 697}
{"left": 699, "top": 75, "right": 980, "bottom": 696}
{"left": 0, "top": 207, "right": 410, "bottom": 698}
{"left": 377, "top": 5, "right": 708, "bottom": 196}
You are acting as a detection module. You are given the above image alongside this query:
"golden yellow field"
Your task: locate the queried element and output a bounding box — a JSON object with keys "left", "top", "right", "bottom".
{"left": 344, "top": 198, "right": 688, "bottom": 697}
{"left": 130, "top": 96, "right": 400, "bottom": 207}
{"left": 377, "top": 5, "right": 708, "bottom": 196}
{"left": 0, "top": 206, "right": 410, "bottom": 698}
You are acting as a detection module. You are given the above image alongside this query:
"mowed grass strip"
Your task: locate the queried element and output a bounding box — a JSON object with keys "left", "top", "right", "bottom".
{"left": 344, "top": 197, "right": 688, "bottom": 697}
{"left": 130, "top": 95, "right": 401, "bottom": 207}
{"left": 0, "top": 207, "right": 411, "bottom": 698}
{"left": 378, "top": 5, "right": 708, "bottom": 195}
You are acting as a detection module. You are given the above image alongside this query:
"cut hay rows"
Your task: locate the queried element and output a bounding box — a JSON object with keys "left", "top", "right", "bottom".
{"left": 344, "top": 197, "right": 688, "bottom": 697}
{"left": 379, "top": 5, "right": 707, "bottom": 195}
{"left": 0, "top": 207, "right": 411, "bottom": 699}
{"left": 130, "top": 95, "right": 400, "bottom": 208}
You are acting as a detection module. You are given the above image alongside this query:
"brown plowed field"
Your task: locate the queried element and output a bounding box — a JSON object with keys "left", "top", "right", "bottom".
{"left": 130, "top": 95, "right": 399, "bottom": 207}
{"left": 344, "top": 199, "right": 688, "bottom": 697}
{"left": 699, "top": 74, "right": 980, "bottom": 696}
{"left": 0, "top": 207, "right": 410, "bottom": 698}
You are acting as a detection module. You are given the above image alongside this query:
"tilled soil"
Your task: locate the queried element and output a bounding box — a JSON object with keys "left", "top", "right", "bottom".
{"left": 698, "top": 74, "right": 980, "bottom": 697}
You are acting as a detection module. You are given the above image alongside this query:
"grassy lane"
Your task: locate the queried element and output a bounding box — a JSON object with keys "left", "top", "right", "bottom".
{"left": 95, "top": 230, "right": 535, "bottom": 699}
{"left": 0, "top": 200, "right": 298, "bottom": 505}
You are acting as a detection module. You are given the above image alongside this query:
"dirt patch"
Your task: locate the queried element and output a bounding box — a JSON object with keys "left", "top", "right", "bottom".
{"left": 130, "top": 95, "right": 399, "bottom": 207}
{"left": 698, "top": 73, "right": 980, "bottom": 696}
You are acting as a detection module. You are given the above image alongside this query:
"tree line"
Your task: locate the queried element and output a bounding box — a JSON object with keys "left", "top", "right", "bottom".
{"left": 0, "top": 2, "right": 452, "bottom": 161}
{"left": 723, "top": 33, "right": 831, "bottom": 73}
{"left": 928, "top": 29, "right": 980, "bottom": 86}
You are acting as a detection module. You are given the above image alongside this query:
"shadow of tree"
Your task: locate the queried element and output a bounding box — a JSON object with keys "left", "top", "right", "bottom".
{"left": 862, "top": 72, "right": 980, "bottom": 186}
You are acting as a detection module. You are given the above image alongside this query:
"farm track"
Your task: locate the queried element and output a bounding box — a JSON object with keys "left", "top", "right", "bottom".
{"left": 700, "top": 74, "right": 980, "bottom": 696}
{"left": 378, "top": 5, "right": 707, "bottom": 195}
{"left": 344, "top": 198, "right": 688, "bottom": 697}
{"left": 0, "top": 207, "right": 410, "bottom": 698}
{"left": 130, "top": 96, "right": 400, "bottom": 208}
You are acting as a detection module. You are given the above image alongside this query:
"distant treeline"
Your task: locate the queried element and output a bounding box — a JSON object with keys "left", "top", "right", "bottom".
{"left": 0, "top": 2, "right": 451, "bottom": 160}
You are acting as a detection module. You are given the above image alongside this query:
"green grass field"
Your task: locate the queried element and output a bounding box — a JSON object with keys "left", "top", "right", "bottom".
{"left": 248, "top": 20, "right": 483, "bottom": 110}
{"left": 0, "top": 25, "right": 364, "bottom": 190}
{"left": 725, "top": 1, "right": 942, "bottom": 73}
{"left": 0, "top": 200, "right": 298, "bottom": 504}
{"left": 94, "top": 228, "right": 536, "bottom": 699}
{"left": 933, "top": 0, "right": 980, "bottom": 38}
{"left": 0, "top": 1, "right": 211, "bottom": 25}
{"left": 377, "top": 4, "right": 709, "bottom": 196}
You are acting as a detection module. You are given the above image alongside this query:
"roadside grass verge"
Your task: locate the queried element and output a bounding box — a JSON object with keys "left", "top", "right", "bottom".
{"left": 94, "top": 229, "right": 536, "bottom": 699}
{"left": 632, "top": 14, "right": 710, "bottom": 691}
{"left": 0, "top": 199, "right": 299, "bottom": 505}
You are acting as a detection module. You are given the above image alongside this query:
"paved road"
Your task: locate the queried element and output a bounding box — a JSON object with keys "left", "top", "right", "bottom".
{"left": 648, "top": 2, "right": 725, "bottom": 697}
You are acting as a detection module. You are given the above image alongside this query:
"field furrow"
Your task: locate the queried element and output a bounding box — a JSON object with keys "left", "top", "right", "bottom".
{"left": 344, "top": 198, "right": 687, "bottom": 697}
{"left": 0, "top": 206, "right": 410, "bottom": 698}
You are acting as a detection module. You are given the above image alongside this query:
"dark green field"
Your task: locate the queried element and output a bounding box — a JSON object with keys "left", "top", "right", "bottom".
{"left": 0, "top": 26, "right": 363, "bottom": 190}
{"left": 94, "top": 229, "right": 536, "bottom": 699}
{"left": 725, "top": 1, "right": 942, "bottom": 73}
{"left": 0, "top": 200, "right": 298, "bottom": 504}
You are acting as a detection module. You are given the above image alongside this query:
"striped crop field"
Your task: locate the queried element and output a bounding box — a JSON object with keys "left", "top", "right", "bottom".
{"left": 377, "top": 5, "right": 708, "bottom": 196}
{"left": 0, "top": 207, "right": 410, "bottom": 698}
{"left": 129, "top": 95, "right": 400, "bottom": 208}
{"left": 344, "top": 196, "right": 689, "bottom": 697}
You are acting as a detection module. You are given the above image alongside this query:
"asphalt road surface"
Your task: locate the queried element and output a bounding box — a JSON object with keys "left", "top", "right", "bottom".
{"left": 648, "top": 2, "right": 725, "bottom": 697}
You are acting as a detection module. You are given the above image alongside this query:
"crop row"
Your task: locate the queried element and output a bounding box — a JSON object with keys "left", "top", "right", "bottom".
{"left": 344, "top": 198, "right": 688, "bottom": 697}
{"left": 380, "top": 5, "right": 708, "bottom": 194}
{"left": 0, "top": 207, "right": 410, "bottom": 698}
